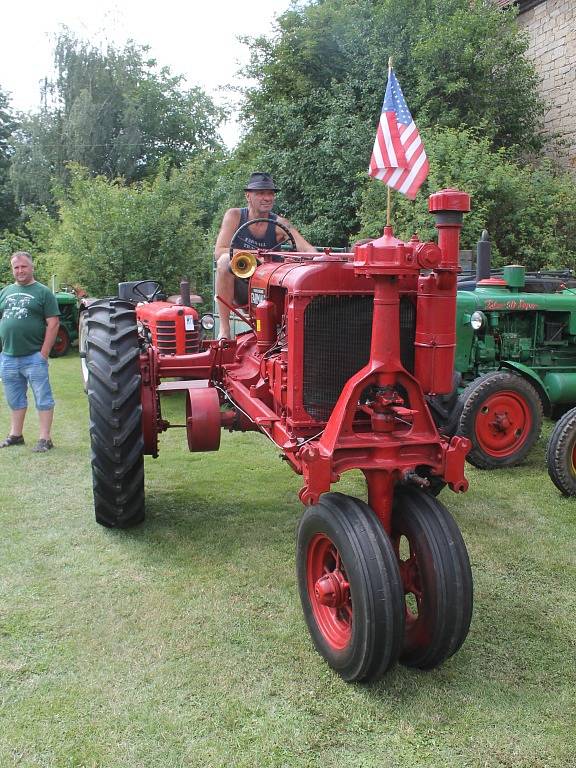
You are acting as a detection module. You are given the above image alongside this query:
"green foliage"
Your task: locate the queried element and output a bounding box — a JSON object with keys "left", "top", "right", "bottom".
{"left": 238, "top": 0, "right": 545, "bottom": 245}
{"left": 237, "top": 83, "right": 371, "bottom": 246}
{"left": 0, "top": 86, "right": 19, "bottom": 230}
{"left": 45, "top": 159, "right": 225, "bottom": 302}
{"left": 357, "top": 128, "right": 576, "bottom": 270}
{"left": 0, "top": 232, "right": 35, "bottom": 286}
{"left": 9, "top": 30, "right": 226, "bottom": 210}
{"left": 411, "top": 0, "right": 542, "bottom": 150}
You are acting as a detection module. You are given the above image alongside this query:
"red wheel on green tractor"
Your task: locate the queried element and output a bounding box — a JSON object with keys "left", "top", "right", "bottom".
{"left": 546, "top": 406, "right": 576, "bottom": 496}
{"left": 296, "top": 493, "right": 404, "bottom": 682}
{"left": 49, "top": 324, "right": 71, "bottom": 357}
{"left": 85, "top": 299, "right": 145, "bottom": 528}
{"left": 457, "top": 371, "right": 543, "bottom": 469}
{"left": 391, "top": 487, "right": 473, "bottom": 669}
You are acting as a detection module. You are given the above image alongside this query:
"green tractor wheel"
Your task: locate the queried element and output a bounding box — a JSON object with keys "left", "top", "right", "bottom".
{"left": 457, "top": 371, "right": 543, "bottom": 469}
{"left": 49, "top": 324, "right": 71, "bottom": 357}
{"left": 546, "top": 406, "right": 576, "bottom": 496}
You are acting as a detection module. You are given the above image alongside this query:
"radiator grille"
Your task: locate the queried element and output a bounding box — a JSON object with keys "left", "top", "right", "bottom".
{"left": 399, "top": 296, "right": 416, "bottom": 373}
{"left": 302, "top": 294, "right": 416, "bottom": 421}
{"left": 155, "top": 320, "right": 200, "bottom": 355}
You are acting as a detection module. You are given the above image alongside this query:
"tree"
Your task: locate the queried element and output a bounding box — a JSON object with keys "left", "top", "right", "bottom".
{"left": 357, "top": 127, "right": 576, "bottom": 271}
{"left": 236, "top": 0, "right": 545, "bottom": 245}
{"left": 10, "top": 30, "right": 227, "bottom": 209}
{"left": 0, "top": 86, "right": 19, "bottom": 230}
{"left": 36, "top": 157, "right": 227, "bottom": 303}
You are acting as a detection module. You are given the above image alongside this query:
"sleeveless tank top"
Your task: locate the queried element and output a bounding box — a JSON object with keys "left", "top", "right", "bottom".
{"left": 231, "top": 208, "right": 278, "bottom": 250}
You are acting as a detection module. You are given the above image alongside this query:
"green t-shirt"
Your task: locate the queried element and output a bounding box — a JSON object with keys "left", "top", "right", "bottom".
{"left": 0, "top": 281, "right": 60, "bottom": 356}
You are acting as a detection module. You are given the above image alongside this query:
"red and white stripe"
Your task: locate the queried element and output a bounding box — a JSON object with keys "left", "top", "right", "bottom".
{"left": 373, "top": 119, "right": 429, "bottom": 200}
{"left": 369, "top": 111, "right": 407, "bottom": 173}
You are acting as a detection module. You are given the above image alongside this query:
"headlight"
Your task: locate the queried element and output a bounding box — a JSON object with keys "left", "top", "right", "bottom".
{"left": 470, "top": 311, "right": 486, "bottom": 330}
{"left": 200, "top": 313, "right": 215, "bottom": 331}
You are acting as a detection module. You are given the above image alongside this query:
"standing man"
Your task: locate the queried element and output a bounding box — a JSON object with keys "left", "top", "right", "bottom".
{"left": 214, "top": 172, "right": 315, "bottom": 339}
{"left": 0, "top": 251, "right": 60, "bottom": 451}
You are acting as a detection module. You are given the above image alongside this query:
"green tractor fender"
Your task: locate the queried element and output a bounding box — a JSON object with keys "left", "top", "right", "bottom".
{"left": 498, "top": 361, "right": 551, "bottom": 415}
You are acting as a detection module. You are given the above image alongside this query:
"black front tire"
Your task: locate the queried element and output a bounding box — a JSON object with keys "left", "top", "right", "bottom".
{"left": 86, "top": 299, "right": 145, "bottom": 528}
{"left": 297, "top": 493, "right": 404, "bottom": 682}
{"left": 458, "top": 371, "right": 542, "bottom": 469}
{"left": 392, "top": 487, "right": 473, "bottom": 669}
{"left": 546, "top": 407, "right": 576, "bottom": 496}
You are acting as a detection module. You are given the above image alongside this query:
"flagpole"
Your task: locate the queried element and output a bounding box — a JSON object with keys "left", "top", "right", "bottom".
{"left": 386, "top": 57, "right": 393, "bottom": 228}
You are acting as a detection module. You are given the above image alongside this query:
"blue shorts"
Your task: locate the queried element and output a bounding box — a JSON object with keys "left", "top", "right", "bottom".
{"left": 0, "top": 352, "right": 55, "bottom": 411}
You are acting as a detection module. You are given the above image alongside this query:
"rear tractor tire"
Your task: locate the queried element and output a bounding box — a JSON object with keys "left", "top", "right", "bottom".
{"left": 86, "top": 299, "right": 145, "bottom": 528}
{"left": 457, "top": 371, "right": 542, "bottom": 469}
{"left": 296, "top": 493, "right": 405, "bottom": 682}
{"left": 546, "top": 407, "right": 576, "bottom": 496}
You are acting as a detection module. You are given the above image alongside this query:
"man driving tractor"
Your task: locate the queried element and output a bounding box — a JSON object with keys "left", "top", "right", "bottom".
{"left": 214, "top": 172, "right": 315, "bottom": 339}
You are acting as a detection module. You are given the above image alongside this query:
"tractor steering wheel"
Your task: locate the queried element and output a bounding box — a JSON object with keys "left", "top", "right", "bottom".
{"left": 229, "top": 218, "right": 297, "bottom": 260}
{"left": 132, "top": 280, "right": 163, "bottom": 302}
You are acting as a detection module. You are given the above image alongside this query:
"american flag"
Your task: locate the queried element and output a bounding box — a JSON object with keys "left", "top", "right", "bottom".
{"left": 368, "top": 69, "right": 429, "bottom": 200}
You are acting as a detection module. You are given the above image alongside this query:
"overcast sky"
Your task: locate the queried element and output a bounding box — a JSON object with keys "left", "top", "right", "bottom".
{"left": 0, "top": 0, "right": 291, "bottom": 147}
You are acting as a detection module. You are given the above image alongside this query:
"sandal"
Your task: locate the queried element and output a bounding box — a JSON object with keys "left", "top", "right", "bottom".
{"left": 32, "top": 438, "right": 54, "bottom": 453}
{"left": 0, "top": 434, "right": 25, "bottom": 448}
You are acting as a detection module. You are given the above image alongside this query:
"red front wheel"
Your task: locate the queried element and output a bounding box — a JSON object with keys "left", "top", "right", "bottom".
{"left": 391, "top": 487, "right": 473, "bottom": 669}
{"left": 296, "top": 493, "right": 404, "bottom": 682}
{"left": 458, "top": 371, "right": 543, "bottom": 469}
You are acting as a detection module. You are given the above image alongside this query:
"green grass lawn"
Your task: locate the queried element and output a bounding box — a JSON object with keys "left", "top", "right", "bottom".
{"left": 0, "top": 355, "right": 575, "bottom": 768}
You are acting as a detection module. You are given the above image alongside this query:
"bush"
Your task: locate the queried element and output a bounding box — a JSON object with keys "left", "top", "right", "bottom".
{"left": 41, "top": 158, "right": 226, "bottom": 305}
{"left": 357, "top": 128, "right": 576, "bottom": 270}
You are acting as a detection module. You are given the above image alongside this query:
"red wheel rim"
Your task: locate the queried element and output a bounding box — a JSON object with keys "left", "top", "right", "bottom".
{"left": 474, "top": 389, "right": 532, "bottom": 458}
{"left": 52, "top": 327, "right": 70, "bottom": 355}
{"left": 394, "top": 536, "right": 428, "bottom": 643}
{"left": 306, "top": 534, "right": 352, "bottom": 650}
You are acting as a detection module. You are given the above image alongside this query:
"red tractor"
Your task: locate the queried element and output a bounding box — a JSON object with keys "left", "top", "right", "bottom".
{"left": 84, "top": 189, "right": 473, "bottom": 682}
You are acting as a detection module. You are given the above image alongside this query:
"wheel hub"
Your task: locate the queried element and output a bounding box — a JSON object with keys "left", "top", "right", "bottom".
{"left": 314, "top": 571, "right": 349, "bottom": 608}
{"left": 491, "top": 410, "right": 511, "bottom": 432}
{"left": 475, "top": 390, "right": 532, "bottom": 455}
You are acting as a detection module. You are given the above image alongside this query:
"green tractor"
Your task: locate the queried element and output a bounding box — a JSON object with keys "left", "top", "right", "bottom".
{"left": 50, "top": 287, "right": 82, "bottom": 357}
{"left": 433, "top": 233, "right": 576, "bottom": 469}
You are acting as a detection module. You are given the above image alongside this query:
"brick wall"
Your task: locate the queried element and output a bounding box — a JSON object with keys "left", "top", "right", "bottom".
{"left": 516, "top": 0, "right": 576, "bottom": 171}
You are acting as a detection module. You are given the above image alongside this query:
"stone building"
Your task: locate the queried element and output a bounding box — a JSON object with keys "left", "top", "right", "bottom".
{"left": 499, "top": 0, "right": 576, "bottom": 171}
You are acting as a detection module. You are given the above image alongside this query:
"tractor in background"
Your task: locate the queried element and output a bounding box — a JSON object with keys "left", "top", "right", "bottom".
{"left": 79, "top": 279, "right": 213, "bottom": 389}
{"left": 50, "top": 287, "right": 82, "bottom": 357}
{"left": 434, "top": 234, "right": 576, "bottom": 469}
{"left": 84, "top": 189, "right": 473, "bottom": 683}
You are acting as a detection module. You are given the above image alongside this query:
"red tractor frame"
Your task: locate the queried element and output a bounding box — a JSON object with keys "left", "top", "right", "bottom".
{"left": 84, "top": 189, "right": 473, "bottom": 682}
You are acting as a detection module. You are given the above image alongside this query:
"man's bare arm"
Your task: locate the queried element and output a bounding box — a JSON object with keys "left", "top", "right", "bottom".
{"left": 276, "top": 216, "right": 316, "bottom": 252}
{"left": 214, "top": 208, "right": 242, "bottom": 261}
{"left": 41, "top": 316, "right": 61, "bottom": 359}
